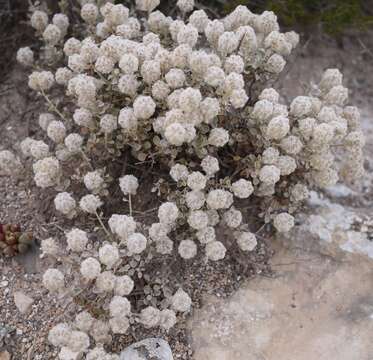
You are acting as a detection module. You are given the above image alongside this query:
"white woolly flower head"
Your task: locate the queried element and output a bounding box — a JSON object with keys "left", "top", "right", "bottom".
{"left": 66, "top": 228, "right": 88, "bottom": 252}
{"left": 158, "top": 202, "right": 179, "bottom": 225}
{"left": 127, "top": 233, "right": 147, "bottom": 254}
{"left": 16, "top": 47, "right": 34, "bottom": 67}
{"left": 171, "top": 288, "right": 192, "bottom": 313}
{"left": 43, "top": 268, "right": 64, "bottom": 292}
{"left": 119, "top": 175, "right": 139, "bottom": 195}
{"left": 140, "top": 306, "right": 161, "bottom": 328}
{"left": 84, "top": 170, "right": 104, "bottom": 193}
{"left": 236, "top": 232, "right": 257, "bottom": 251}
{"left": 205, "top": 241, "right": 226, "bottom": 261}
{"left": 273, "top": 212, "right": 295, "bottom": 232}
{"left": 99, "top": 244, "right": 119, "bottom": 268}
{"left": 170, "top": 164, "right": 189, "bottom": 181}
{"left": 206, "top": 189, "right": 233, "bottom": 209}
{"left": 79, "top": 194, "right": 102, "bottom": 214}
{"left": 178, "top": 239, "right": 197, "bottom": 259}
{"left": 108, "top": 214, "right": 136, "bottom": 242}
{"left": 96, "top": 270, "right": 116, "bottom": 292}
{"left": 80, "top": 257, "right": 101, "bottom": 280}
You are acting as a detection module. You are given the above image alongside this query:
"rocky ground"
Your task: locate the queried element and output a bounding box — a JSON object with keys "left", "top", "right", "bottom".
{"left": 1, "top": 28, "right": 373, "bottom": 359}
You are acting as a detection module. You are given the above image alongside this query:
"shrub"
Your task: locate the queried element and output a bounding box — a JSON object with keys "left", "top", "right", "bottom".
{"left": 4, "top": 0, "right": 364, "bottom": 357}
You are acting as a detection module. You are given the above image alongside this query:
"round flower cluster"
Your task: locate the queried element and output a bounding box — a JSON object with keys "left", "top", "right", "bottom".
{"left": 13, "top": 2, "right": 365, "bottom": 357}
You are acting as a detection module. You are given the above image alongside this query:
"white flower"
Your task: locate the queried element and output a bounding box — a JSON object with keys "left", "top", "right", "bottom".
{"left": 164, "top": 123, "right": 187, "bottom": 146}
{"left": 80, "top": 257, "right": 101, "bottom": 280}
{"left": 119, "top": 175, "right": 139, "bottom": 195}
{"left": 188, "top": 210, "right": 209, "bottom": 230}
{"left": 99, "top": 244, "right": 119, "bottom": 268}
{"left": 66, "top": 228, "right": 88, "bottom": 252}
{"left": 264, "top": 54, "right": 286, "bottom": 74}
{"left": 177, "top": 24, "right": 198, "bottom": 48}
{"left": 28, "top": 71, "right": 54, "bottom": 91}
{"left": 65, "top": 331, "right": 90, "bottom": 353}
{"left": 208, "top": 128, "right": 229, "bottom": 147}
{"left": 84, "top": 171, "right": 104, "bottom": 192}
{"left": 108, "top": 214, "right": 136, "bottom": 242}
{"left": 277, "top": 155, "right": 297, "bottom": 176}
{"left": 48, "top": 323, "right": 71, "bottom": 347}
{"left": 266, "top": 116, "right": 290, "bottom": 140}
{"left": 236, "top": 232, "right": 257, "bottom": 251}
{"left": 273, "top": 212, "right": 295, "bottom": 232}
{"left": 64, "top": 133, "right": 83, "bottom": 153}
{"left": 43, "top": 269, "right": 64, "bottom": 292}
{"left": 230, "top": 89, "right": 248, "bottom": 109}
{"left": 219, "top": 31, "right": 240, "bottom": 56}
{"left": 136, "top": 0, "right": 160, "bottom": 13}
{"left": 178, "top": 87, "right": 202, "bottom": 112}
{"left": 205, "top": 241, "right": 226, "bottom": 261}
{"left": 140, "top": 306, "right": 161, "bottom": 328}
{"left": 170, "top": 164, "right": 189, "bottom": 181}
{"left": 109, "top": 296, "right": 131, "bottom": 318}
{"left": 280, "top": 136, "right": 303, "bottom": 155}
{"left": 43, "top": 24, "right": 62, "bottom": 46}
{"left": 178, "top": 239, "right": 197, "bottom": 259}
{"left": 30, "top": 140, "right": 49, "bottom": 159}
{"left": 47, "top": 121, "right": 66, "bottom": 143}
{"left": 95, "top": 55, "right": 115, "bottom": 74}
{"left": 196, "top": 226, "right": 215, "bottom": 244}
{"left": 133, "top": 96, "right": 156, "bottom": 119}
{"left": 171, "top": 288, "right": 191, "bottom": 313}
{"left": 119, "top": 54, "right": 139, "bottom": 74}
{"left": 185, "top": 190, "right": 205, "bottom": 210}
{"left": 118, "top": 74, "right": 139, "bottom": 96}
{"left": 127, "top": 233, "right": 147, "bottom": 254}
{"left": 31, "top": 10, "right": 48, "bottom": 31}
{"left": 115, "top": 275, "right": 134, "bottom": 296}
{"left": 251, "top": 99, "right": 273, "bottom": 121}
{"left": 75, "top": 311, "right": 94, "bottom": 333}
{"left": 73, "top": 108, "right": 94, "bottom": 128}
{"left": 109, "top": 315, "right": 130, "bottom": 335}
{"left": 206, "top": 189, "right": 233, "bottom": 209}
{"left": 141, "top": 60, "right": 161, "bottom": 84}
{"left": 158, "top": 202, "right": 179, "bottom": 225}
{"left": 319, "top": 68, "right": 343, "bottom": 92}
{"left": 290, "top": 96, "right": 313, "bottom": 118}
{"left": 223, "top": 208, "right": 242, "bottom": 228}
{"left": 165, "top": 68, "right": 186, "bottom": 89}
{"left": 189, "top": 10, "right": 209, "bottom": 33}
{"left": 259, "top": 165, "right": 281, "bottom": 184}
{"left": 118, "top": 107, "right": 138, "bottom": 132}
{"left": 16, "top": 47, "right": 34, "bottom": 66}
{"left": 231, "top": 179, "right": 253, "bottom": 199}
{"left": 204, "top": 66, "right": 225, "bottom": 87}
{"left": 160, "top": 309, "right": 177, "bottom": 331}
{"left": 40, "top": 237, "right": 59, "bottom": 257}
{"left": 96, "top": 271, "right": 116, "bottom": 292}
{"left": 177, "top": 0, "right": 194, "bottom": 13}
{"left": 187, "top": 171, "right": 206, "bottom": 191}
{"left": 64, "top": 37, "right": 81, "bottom": 56}
{"left": 259, "top": 88, "right": 280, "bottom": 103}
{"left": 79, "top": 194, "right": 102, "bottom": 214}
{"left": 81, "top": 4, "right": 98, "bottom": 24}
{"left": 262, "top": 147, "right": 279, "bottom": 165}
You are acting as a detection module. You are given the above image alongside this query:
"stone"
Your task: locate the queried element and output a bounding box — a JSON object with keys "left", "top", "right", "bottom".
{"left": 13, "top": 291, "right": 34, "bottom": 315}
{"left": 0, "top": 351, "right": 11, "bottom": 360}
{"left": 120, "top": 338, "right": 173, "bottom": 360}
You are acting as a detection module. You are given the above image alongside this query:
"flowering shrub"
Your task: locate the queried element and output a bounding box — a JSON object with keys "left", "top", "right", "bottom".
{"left": 1, "top": 0, "right": 365, "bottom": 357}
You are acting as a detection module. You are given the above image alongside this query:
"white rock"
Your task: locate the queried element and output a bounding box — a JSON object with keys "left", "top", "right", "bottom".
{"left": 14, "top": 292, "right": 34, "bottom": 314}
{"left": 120, "top": 338, "right": 173, "bottom": 360}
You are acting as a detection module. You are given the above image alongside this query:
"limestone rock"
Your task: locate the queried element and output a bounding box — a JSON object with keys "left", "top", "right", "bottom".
{"left": 13, "top": 291, "right": 34, "bottom": 315}
{"left": 120, "top": 338, "right": 173, "bottom": 360}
